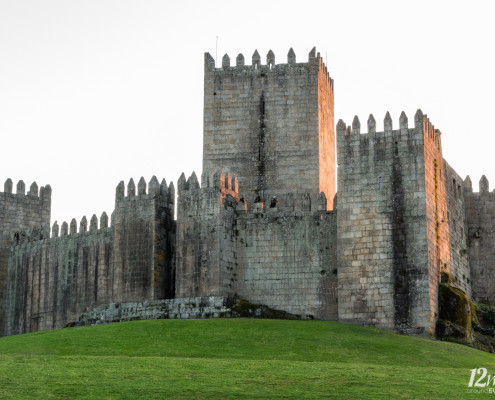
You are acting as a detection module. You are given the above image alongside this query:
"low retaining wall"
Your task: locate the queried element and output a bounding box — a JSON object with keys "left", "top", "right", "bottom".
{"left": 75, "top": 296, "right": 311, "bottom": 327}
{"left": 75, "top": 297, "right": 230, "bottom": 326}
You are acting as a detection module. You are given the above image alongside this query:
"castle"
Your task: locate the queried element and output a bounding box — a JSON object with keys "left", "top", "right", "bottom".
{"left": 0, "top": 47, "right": 492, "bottom": 337}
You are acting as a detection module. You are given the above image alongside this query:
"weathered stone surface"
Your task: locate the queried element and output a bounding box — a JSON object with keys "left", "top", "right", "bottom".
{"left": 75, "top": 296, "right": 307, "bottom": 327}
{"left": 76, "top": 297, "right": 231, "bottom": 326}
{"left": 0, "top": 184, "right": 51, "bottom": 336}
{"left": 336, "top": 112, "right": 451, "bottom": 335}
{"left": 443, "top": 162, "right": 471, "bottom": 296}
{"left": 175, "top": 171, "right": 337, "bottom": 320}
{"left": 3, "top": 178, "right": 175, "bottom": 336}
{"left": 1, "top": 46, "right": 495, "bottom": 343}
{"left": 202, "top": 49, "right": 336, "bottom": 210}
{"left": 464, "top": 183, "right": 495, "bottom": 302}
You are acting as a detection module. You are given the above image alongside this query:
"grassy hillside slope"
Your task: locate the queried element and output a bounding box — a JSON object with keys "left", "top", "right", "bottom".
{"left": 0, "top": 319, "right": 493, "bottom": 399}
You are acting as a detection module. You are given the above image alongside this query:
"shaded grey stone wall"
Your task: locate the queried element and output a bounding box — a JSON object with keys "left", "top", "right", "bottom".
{"left": 0, "top": 180, "right": 51, "bottom": 336}
{"left": 234, "top": 195, "right": 337, "bottom": 320}
{"left": 113, "top": 177, "right": 175, "bottom": 302}
{"left": 464, "top": 176, "right": 495, "bottom": 302}
{"left": 175, "top": 171, "right": 338, "bottom": 320}
{"left": 7, "top": 222, "right": 113, "bottom": 335}
{"left": 7, "top": 45, "right": 495, "bottom": 339}
{"left": 175, "top": 170, "right": 238, "bottom": 298}
{"left": 4, "top": 177, "right": 175, "bottom": 336}
{"left": 443, "top": 161, "right": 471, "bottom": 296}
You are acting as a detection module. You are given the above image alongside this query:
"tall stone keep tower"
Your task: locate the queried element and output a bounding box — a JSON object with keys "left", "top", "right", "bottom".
{"left": 202, "top": 47, "right": 336, "bottom": 209}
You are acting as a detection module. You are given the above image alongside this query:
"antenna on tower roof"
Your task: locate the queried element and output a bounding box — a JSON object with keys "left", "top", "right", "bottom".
{"left": 215, "top": 36, "right": 218, "bottom": 68}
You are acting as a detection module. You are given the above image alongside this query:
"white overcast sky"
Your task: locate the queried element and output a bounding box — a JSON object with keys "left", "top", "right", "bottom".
{"left": 1, "top": 0, "right": 494, "bottom": 225}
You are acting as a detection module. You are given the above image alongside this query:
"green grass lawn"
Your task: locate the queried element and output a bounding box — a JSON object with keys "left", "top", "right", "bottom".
{"left": 0, "top": 319, "right": 494, "bottom": 399}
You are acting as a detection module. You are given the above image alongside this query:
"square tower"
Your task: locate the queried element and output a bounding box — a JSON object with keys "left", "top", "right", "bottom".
{"left": 0, "top": 180, "right": 51, "bottom": 336}
{"left": 336, "top": 111, "right": 451, "bottom": 335}
{"left": 202, "top": 48, "right": 335, "bottom": 209}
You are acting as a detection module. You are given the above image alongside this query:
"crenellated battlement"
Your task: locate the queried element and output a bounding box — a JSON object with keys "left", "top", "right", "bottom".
{"left": 204, "top": 47, "right": 333, "bottom": 89}
{"left": 463, "top": 175, "right": 495, "bottom": 195}
{"left": 336, "top": 109, "right": 444, "bottom": 165}
{"left": 7, "top": 175, "right": 177, "bottom": 249}
{"left": 56, "top": 212, "right": 111, "bottom": 236}
{"left": 178, "top": 170, "right": 239, "bottom": 202}
{"left": 206, "top": 46, "right": 321, "bottom": 68}
{"left": 235, "top": 191, "right": 330, "bottom": 215}
{"left": 115, "top": 176, "right": 174, "bottom": 199}
{"left": 337, "top": 110, "right": 422, "bottom": 139}
{"left": 317, "top": 55, "right": 333, "bottom": 88}
{"left": 115, "top": 176, "right": 175, "bottom": 212}
{"left": 417, "top": 109, "right": 442, "bottom": 152}
{"left": 1, "top": 178, "right": 51, "bottom": 201}
{"left": 174, "top": 166, "right": 337, "bottom": 222}
{"left": 11, "top": 211, "right": 113, "bottom": 246}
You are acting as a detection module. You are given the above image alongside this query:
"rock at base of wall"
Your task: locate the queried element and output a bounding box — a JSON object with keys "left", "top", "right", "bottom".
{"left": 436, "top": 282, "right": 495, "bottom": 353}
{"left": 436, "top": 283, "right": 472, "bottom": 340}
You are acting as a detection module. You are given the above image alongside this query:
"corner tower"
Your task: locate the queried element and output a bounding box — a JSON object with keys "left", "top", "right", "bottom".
{"left": 202, "top": 47, "right": 335, "bottom": 209}
{"left": 0, "top": 180, "right": 51, "bottom": 336}
{"left": 336, "top": 111, "right": 450, "bottom": 335}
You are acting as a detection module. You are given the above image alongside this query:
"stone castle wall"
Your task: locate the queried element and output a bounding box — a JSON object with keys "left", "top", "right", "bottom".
{"left": 175, "top": 171, "right": 338, "bottom": 320}
{"left": 4, "top": 177, "right": 175, "bottom": 336}
{"left": 443, "top": 161, "right": 471, "bottom": 296}
{"left": 2, "top": 46, "right": 495, "bottom": 338}
{"left": 7, "top": 219, "right": 114, "bottom": 334}
{"left": 464, "top": 176, "right": 495, "bottom": 302}
{"left": 175, "top": 171, "right": 238, "bottom": 298}
{"left": 0, "top": 180, "right": 51, "bottom": 336}
{"left": 233, "top": 194, "right": 337, "bottom": 320}
{"left": 113, "top": 177, "right": 176, "bottom": 302}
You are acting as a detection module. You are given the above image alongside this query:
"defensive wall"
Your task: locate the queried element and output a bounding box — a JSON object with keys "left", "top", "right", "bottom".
{"left": 463, "top": 175, "right": 495, "bottom": 303}
{"left": 176, "top": 170, "right": 338, "bottom": 320}
{"left": 443, "top": 161, "right": 471, "bottom": 296}
{"left": 3, "top": 176, "right": 175, "bottom": 335}
{"left": 0, "top": 180, "right": 51, "bottom": 336}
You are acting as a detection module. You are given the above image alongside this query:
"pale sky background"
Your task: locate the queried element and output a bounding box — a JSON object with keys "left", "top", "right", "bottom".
{"left": 1, "top": 0, "right": 494, "bottom": 226}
